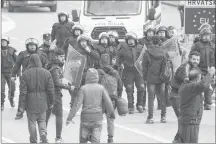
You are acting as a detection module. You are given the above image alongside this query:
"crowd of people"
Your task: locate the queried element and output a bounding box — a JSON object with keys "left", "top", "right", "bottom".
{"left": 1, "top": 11, "right": 215, "bottom": 143}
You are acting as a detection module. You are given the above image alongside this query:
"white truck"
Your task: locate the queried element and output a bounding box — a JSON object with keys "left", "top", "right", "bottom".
{"left": 71, "top": 0, "right": 161, "bottom": 44}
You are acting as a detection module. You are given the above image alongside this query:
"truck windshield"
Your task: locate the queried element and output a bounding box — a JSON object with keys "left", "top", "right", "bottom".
{"left": 84, "top": 1, "right": 142, "bottom": 16}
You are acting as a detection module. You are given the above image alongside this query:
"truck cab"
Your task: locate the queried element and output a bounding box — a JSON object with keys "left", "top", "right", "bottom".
{"left": 71, "top": 0, "right": 161, "bottom": 43}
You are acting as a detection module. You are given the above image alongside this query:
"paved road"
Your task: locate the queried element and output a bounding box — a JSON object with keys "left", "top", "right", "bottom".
{"left": 1, "top": 1, "right": 215, "bottom": 143}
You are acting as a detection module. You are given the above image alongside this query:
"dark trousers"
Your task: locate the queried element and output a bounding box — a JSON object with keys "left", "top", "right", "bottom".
{"left": 147, "top": 83, "right": 166, "bottom": 118}
{"left": 46, "top": 96, "right": 63, "bottom": 139}
{"left": 179, "top": 123, "right": 200, "bottom": 143}
{"left": 122, "top": 69, "right": 145, "bottom": 109}
{"left": 27, "top": 112, "right": 47, "bottom": 143}
{"left": 80, "top": 121, "right": 103, "bottom": 143}
{"left": 105, "top": 98, "right": 117, "bottom": 138}
{"left": 170, "top": 90, "right": 181, "bottom": 142}
{"left": 1, "top": 73, "right": 15, "bottom": 104}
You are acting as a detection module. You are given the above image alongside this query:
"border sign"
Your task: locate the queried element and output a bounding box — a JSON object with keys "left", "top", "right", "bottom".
{"left": 63, "top": 45, "right": 86, "bottom": 88}
{"left": 184, "top": 0, "right": 215, "bottom": 34}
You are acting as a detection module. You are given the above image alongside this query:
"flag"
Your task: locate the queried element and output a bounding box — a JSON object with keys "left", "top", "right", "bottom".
{"left": 161, "top": 36, "right": 182, "bottom": 73}
{"left": 63, "top": 45, "right": 86, "bottom": 88}
{"left": 185, "top": 8, "right": 215, "bottom": 34}
{"left": 134, "top": 45, "right": 147, "bottom": 78}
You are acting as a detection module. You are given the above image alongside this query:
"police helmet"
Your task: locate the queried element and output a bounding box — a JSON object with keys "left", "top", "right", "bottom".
{"left": 200, "top": 28, "right": 212, "bottom": 35}
{"left": 25, "top": 38, "right": 39, "bottom": 47}
{"left": 145, "top": 25, "right": 156, "bottom": 33}
{"left": 198, "top": 23, "right": 212, "bottom": 31}
{"left": 1, "top": 35, "right": 10, "bottom": 44}
{"left": 98, "top": 32, "right": 109, "bottom": 40}
{"left": 107, "top": 31, "right": 119, "bottom": 39}
{"left": 77, "top": 34, "right": 92, "bottom": 45}
{"left": 156, "top": 26, "right": 168, "bottom": 33}
{"left": 58, "top": 11, "right": 69, "bottom": 18}
{"left": 72, "top": 24, "right": 84, "bottom": 33}
{"left": 125, "top": 32, "right": 138, "bottom": 41}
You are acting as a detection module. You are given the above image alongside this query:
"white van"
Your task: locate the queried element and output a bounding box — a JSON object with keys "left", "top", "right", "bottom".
{"left": 71, "top": 0, "right": 161, "bottom": 43}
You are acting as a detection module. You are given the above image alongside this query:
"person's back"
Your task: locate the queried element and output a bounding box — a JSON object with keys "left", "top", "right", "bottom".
{"left": 67, "top": 68, "right": 115, "bottom": 143}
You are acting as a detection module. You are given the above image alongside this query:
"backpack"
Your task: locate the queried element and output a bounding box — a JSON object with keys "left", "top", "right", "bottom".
{"left": 100, "top": 73, "right": 118, "bottom": 97}
{"left": 160, "top": 54, "right": 174, "bottom": 84}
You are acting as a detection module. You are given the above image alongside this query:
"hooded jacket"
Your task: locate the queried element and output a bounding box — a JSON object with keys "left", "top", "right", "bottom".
{"left": 142, "top": 45, "right": 165, "bottom": 84}
{"left": 1, "top": 45, "right": 18, "bottom": 74}
{"left": 190, "top": 41, "right": 215, "bottom": 75}
{"left": 178, "top": 73, "right": 212, "bottom": 125}
{"left": 19, "top": 54, "right": 55, "bottom": 113}
{"left": 51, "top": 19, "right": 74, "bottom": 48}
{"left": 118, "top": 43, "right": 143, "bottom": 71}
{"left": 67, "top": 68, "right": 115, "bottom": 122}
{"left": 97, "top": 65, "right": 123, "bottom": 98}
{"left": 11, "top": 48, "right": 48, "bottom": 77}
{"left": 49, "top": 59, "right": 71, "bottom": 96}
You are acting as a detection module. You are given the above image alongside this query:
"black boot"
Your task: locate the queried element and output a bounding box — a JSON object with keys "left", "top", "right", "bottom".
{"left": 9, "top": 99, "right": 15, "bottom": 107}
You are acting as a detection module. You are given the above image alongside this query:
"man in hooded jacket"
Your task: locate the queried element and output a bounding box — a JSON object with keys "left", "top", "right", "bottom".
{"left": 142, "top": 35, "right": 167, "bottom": 123}
{"left": 51, "top": 11, "right": 74, "bottom": 49}
{"left": 12, "top": 38, "right": 49, "bottom": 120}
{"left": 19, "top": 54, "right": 55, "bottom": 143}
{"left": 97, "top": 53, "right": 123, "bottom": 143}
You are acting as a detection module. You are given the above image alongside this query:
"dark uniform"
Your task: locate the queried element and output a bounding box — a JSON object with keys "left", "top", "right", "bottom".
{"left": 39, "top": 33, "right": 55, "bottom": 63}
{"left": 62, "top": 24, "right": 84, "bottom": 59}
{"left": 190, "top": 28, "right": 215, "bottom": 110}
{"left": 69, "top": 34, "right": 100, "bottom": 108}
{"left": 13, "top": 38, "right": 49, "bottom": 120}
{"left": 108, "top": 31, "right": 124, "bottom": 78}
{"left": 118, "top": 32, "right": 145, "bottom": 114}
{"left": 178, "top": 72, "right": 213, "bottom": 143}
{"left": 51, "top": 11, "right": 74, "bottom": 49}
{"left": 1, "top": 37, "right": 19, "bottom": 110}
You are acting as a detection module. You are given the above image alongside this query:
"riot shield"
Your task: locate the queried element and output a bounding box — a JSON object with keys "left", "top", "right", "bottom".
{"left": 161, "top": 36, "right": 182, "bottom": 73}
{"left": 63, "top": 45, "right": 86, "bottom": 88}
{"left": 134, "top": 45, "right": 147, "bottom": 78}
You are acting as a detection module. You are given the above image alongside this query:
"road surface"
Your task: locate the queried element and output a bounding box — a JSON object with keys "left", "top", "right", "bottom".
{"left": 1, "top": 1, "right": 215, "bottom": 143}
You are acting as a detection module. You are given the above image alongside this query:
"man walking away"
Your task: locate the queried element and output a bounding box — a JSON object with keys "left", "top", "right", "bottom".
{"left": 46, "top": 48, "right": 75, "bottom": 143}
{"left": 178, "top": 67, "right": 215, "bottom": 143}
{"left": 98, "top": 54, "right": 123, "bottom": 143}
{"left": 18, "top": 54, "right": 55, "bottom": 143}
{"left": 66, "top": 68, "right": 115, "bottom": 143}
{"left": 1, "top": 35, "right": 19, "bottom": 110}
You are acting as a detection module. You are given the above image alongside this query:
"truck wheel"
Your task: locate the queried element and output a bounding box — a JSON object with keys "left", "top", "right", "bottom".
{"left": 8, "top": 3, "right": 14, "bottom": 12}
{"left": 50, "top": 4, "right": 57, "bottom": 12}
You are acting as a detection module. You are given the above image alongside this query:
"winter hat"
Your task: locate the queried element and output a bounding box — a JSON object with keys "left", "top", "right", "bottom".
{"left": 85, "top": 68, "right": 99, "bottom": 84}
{"left": 100, "top": 54, "right": 110, "bottom": 67}
{"left": 54, "top": 48, "right": 65, "bottom": 56}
